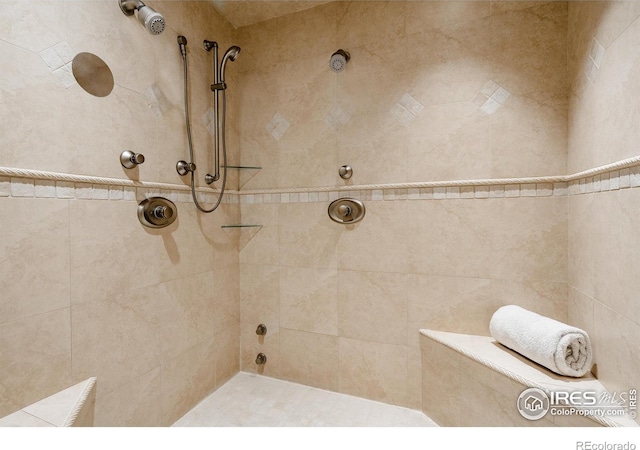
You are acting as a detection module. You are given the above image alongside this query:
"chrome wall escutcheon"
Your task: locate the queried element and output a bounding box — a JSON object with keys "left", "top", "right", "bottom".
{"left": 176, "top": 160, "right": 196, "bottom": 176}
{"left": 339, "top": 165, "right": 353, "bottom": 179}
{"left": 138, "top": 197, "right": 177, "bottom": 228}
{"left": 120, "top": 150, "right": 145, "bottom": 169}
{"left": 328, "top": 198, "right": 365, "bottom": 224}
{"left": 255, "top": 353, "right": 267, "bottom": 365}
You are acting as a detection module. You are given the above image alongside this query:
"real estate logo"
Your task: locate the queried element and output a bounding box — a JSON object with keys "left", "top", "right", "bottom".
{"left": 516, "top": 387, "right": 637, "bottom": 421}
{"left": 517, "top": 387, "right": 550, "bottom": 420}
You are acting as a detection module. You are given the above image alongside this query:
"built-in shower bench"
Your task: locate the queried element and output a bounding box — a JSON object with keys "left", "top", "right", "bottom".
{"left": 0, "top": 377, "right": 96, "bottom": 427}
{"left": 419, "top": 329, "right": 637, "bottom": 427}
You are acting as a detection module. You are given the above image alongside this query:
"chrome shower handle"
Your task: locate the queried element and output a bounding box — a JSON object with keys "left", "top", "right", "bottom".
{"left": 137, "top": 197, "right": 177, "bottom": 229}
{"left": 151, "top": 205, "right": 173, "bottom": 220}
{"left": 337, "top": 204, "right": 352, "bottom": 217}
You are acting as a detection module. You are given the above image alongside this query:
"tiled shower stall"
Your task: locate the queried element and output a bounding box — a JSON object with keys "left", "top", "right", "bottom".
{"left": 0, "top": 0, "right": 639, "bottom": 426}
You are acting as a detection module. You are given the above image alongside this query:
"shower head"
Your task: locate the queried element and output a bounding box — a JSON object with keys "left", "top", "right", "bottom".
{"left": 220, "top": 46, "right": 241, "bottom": 82}
{"left": 224, "top": 46, "right": 241, "bottom": 62}
{"left": 119, "top": 0, "right": 165, "bottom": 35}
{"left": 138, "top": 5, "right": 165, "bottom": 35}
{"left": 330, "top": 49, "right": 350, "bottom": 73}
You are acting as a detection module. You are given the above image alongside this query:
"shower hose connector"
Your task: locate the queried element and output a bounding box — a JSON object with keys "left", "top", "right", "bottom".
{"left": 205, "top": 173, "right": 218, "bottom": 184}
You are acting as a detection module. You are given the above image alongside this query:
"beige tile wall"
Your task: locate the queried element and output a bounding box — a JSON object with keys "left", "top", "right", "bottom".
{"left": 239, "top": 1, "right": 569, "bottom": 409}
{"left": 0, "top": 1, "right": 241, "bottom": 425}
{"left": 568, "top": 2, "right": 640, "bottom": 424}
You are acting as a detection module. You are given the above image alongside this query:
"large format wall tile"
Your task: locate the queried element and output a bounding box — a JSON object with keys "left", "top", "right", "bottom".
{"left": 406, "top": 197, "right": 567, "bottom": 282}
{"left": 153, "top": 273, "right": 216, "bottom": 361}
{"left": 280, "top": 266, "right": 338, "bottom": 336}
{"left": 339, "top": 337, "right": 408, "bottom": 406}
{"left": 69, "top": 200, "right": 164, "bottom": 305}
{"left": 337, "top": 201, "right": 408, "bottom": 273}
{"left": 160, "top": 339, "right": 218, "bottom": 426}
{"left": 278, "top": 328, "right": 339, "bottom": 391}
{"left": 0, "top": 310, "right": 72, "bottom": 418}
{"left": 93, "top": 368, "right": 162, "bottom": 427}
{"left": 0, "top": 2, "right": 65, "bottom": 53}
{"left": 0, "top": 198, "right": 70, "bottom": 324}
{"left": 338, "top": 270, "right": 408, "bottom": 346}
{"left": 279, "top": 203, "right": 340, "bottom": 269}
{"left": 70, "top": 290, "right": 162, "bottom": 399}
{"left": 240, "top": 263, "right": 280, "bottom": 328}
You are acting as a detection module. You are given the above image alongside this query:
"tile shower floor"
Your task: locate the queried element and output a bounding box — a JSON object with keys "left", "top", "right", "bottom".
{"left": 173, "top": 372, "right": 437, "bottom": 427}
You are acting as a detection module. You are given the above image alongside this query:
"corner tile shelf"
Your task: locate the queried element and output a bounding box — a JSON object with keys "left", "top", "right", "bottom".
{"left": 224, "top": 164, "right": 262, "bottom": 187}
{"left": 224, "top": 165, "right": 262, "bottom": 170}
{"left": 221, "top": 224, "right": 263, "bottom": 250}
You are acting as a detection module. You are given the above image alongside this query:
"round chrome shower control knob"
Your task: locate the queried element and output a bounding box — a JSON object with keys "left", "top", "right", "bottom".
{"left": 138, "top": 197, "right": 177, "bottom": 229}
{"left": 328, "top": 198, "right": 365, "bottom": 224}
{"left": 152, "top": 206, "right": 172, "bottom": 220}
{"left": 338, "top": 205, "right": 351, "bottom": 217}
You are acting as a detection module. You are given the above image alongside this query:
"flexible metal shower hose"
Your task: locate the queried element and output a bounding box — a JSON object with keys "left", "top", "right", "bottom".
{"left": 182, "top": 49, "right": 227, "bottom": 213}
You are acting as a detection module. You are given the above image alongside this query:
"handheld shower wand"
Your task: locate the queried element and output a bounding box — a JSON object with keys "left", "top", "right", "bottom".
{"left": 220, "top": 46, "right": 241, "bottom": 83}
{"left": 204, "top": 41, "right": 241, "bottom": 185}
{"left": 176, "top": 36, "right": 241, "bottom": 213}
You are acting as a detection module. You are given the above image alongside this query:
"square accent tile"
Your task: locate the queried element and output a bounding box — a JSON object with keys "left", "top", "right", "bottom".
{"left": 266, "top": 113, "right": 290, "bottom": 141}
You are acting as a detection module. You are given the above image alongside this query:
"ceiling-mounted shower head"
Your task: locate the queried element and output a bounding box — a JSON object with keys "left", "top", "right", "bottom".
{"left": 330, "top": 49, "right": 350, "bottom": 73}
{"left": 119, "top": 0, "right": 165, "bottom": 35}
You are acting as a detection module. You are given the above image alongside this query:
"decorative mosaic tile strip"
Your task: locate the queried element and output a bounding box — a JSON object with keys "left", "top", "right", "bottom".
{"left": 2, "top": 155, "right": 640, "bottom": 204}
{"left": 0, "top": 170, "right": 238, "bottom": 204}
{"left": 238, "top": 182, "right": 570, "bottom": 204}
{"left": 237, "top": 156, "right": 640, "bottom": 203}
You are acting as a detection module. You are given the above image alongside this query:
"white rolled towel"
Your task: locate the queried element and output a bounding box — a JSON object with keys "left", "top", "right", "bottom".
{"left": 489, "top": 305, "right": 593, "bottom": 378}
